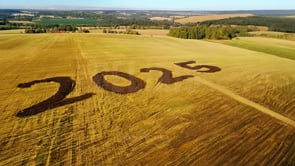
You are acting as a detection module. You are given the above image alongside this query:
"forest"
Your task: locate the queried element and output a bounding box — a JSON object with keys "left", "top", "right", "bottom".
{"left": 1, "top": 10, "right": 295, "bottom": 35}
{"left": 25, "top": 24, "right": 78, "bottom": 33}
{"left": 169, "top": 25, "right": 249, "bottom": 40}
{"left": 200, "top": 16, "right": 295, "bottom": 33}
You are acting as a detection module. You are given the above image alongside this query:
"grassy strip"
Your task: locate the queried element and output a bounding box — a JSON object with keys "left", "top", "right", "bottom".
{"left": 216, "top": 38, "right": 295, "bottom": 60}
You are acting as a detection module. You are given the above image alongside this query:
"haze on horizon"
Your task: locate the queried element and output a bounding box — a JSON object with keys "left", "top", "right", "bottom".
{"left": 0, "top": 0, "right": 295, "bottom": 10}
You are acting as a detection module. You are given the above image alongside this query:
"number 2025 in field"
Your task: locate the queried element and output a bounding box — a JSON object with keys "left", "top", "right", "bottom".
{"left": 16, "top": 61, "right": 221, "bottom": 117}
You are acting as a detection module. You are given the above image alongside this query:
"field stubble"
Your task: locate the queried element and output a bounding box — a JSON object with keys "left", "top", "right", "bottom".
{"left": 174, "top": 13, "right": 254, "bottom": 24}
{"left": 0, "top": 33, "right": 294, "bottom": 165}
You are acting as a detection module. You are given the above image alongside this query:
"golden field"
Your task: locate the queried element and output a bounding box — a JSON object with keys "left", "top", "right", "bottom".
{"left": 8, "top": 21, "right": 35, "bottom": 24}
{"left": 0, "top": 29, "right": 25, "bottom": 34}
{"left": 175, "top": 13, "right": 254, "bottom": 24}
{"left": 136, "top": 29, "right": 169, "bottom": 36}
{"left": 88, "top": 29, "right": 169, "bottom": 36}
{"left": 0, "top": 33, "right": 294, "bottom": 165}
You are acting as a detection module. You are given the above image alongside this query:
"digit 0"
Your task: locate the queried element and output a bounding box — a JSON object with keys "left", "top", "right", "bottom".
{"left": 92, "top": 71, "right": 146, "bottom": 94}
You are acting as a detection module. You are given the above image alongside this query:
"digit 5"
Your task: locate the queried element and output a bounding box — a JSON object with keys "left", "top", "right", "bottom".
{"left": 175, "top": 61, "right": 221, "bottom": 73}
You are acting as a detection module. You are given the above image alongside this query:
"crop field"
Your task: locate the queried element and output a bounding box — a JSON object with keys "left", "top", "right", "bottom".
{"left": 136, "top": 29, "right": 169, "bottom": 36}
{"left": 174, "top": 13, "right": 254, "bottom": 24}
{"left": 94, "top": 29, "right": 169, "bottom": 36}
{"left": 0, "top": 29, "right": 25, "bottom": 34}
{"left": 8, "top": 21, "right": 35, "bottom": 24}
{"left": 0, "top": 33, "right": 295, "bottom": 165}
{"left": 149, "top": 17, "right": 172, "bottom": 21}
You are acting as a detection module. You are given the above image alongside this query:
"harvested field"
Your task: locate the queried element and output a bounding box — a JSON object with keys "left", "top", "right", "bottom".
{"left": 175, "top": 13, "right": 254, "bottom": 24}
{"left": 0, "top": 29, "right": 25, "bottom": 34}
{"left": 88, "top": 29, "right": 169, "bottom": 36}
{"left": 9, "top": 21, "right": 35, "bottom": 24}
{"left": 247, "top": 25, "right": 269, "bottom": 31}
{"left": 89, "top": 29, "right": 103, "bottom": 33}
{"left": 149, "top": 17, "right": 172, "bottom": 21}
{"left": 137, "top": 29, "right": 169, "bottom": 36}
{"left": 249, "top": 31, "right": 295, "bottom": 41}
{"left": 0, "top": 33, "right": 294, "bottom": 165}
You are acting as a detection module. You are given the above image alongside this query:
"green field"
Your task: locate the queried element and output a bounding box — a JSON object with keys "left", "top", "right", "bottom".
{"left": 215, "top": 37, "right": 295, "bottom": 60}
{"left": 0, "top": 33, "right": 295, "bottom": 165}
{"left": 249, "top": 31, "right": 295, "bottom": 41}
{"left": 35, "top": 18, "right": 98, "bottom": 25}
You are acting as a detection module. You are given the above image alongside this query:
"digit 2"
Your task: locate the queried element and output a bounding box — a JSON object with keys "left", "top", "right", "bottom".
{"left": 16, "top": 77, "right": 95, "bottom": 117}
{"left": 140, "top": 67, "right": 194, "bottom": 84}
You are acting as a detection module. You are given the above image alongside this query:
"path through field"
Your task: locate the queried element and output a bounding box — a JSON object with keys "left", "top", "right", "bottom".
{"left": 194, "top": 76, "right": 295, "bottom": 127}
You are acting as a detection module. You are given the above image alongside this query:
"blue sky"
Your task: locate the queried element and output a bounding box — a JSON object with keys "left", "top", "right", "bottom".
{"left": 0, "top": 0, "right": 294, "bottom": 10}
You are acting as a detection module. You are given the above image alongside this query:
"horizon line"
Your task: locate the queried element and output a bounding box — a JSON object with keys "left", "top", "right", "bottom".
{"left": 0, "top": 7, "right": 295, "bottom": 11}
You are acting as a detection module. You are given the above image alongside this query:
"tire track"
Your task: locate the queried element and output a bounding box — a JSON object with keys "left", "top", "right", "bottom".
{"left": 193, "top": 76, "right": 295, "bottom": 128}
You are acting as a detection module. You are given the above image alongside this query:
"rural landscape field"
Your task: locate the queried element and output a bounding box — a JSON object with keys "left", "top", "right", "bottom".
{"left": 0, "top": 32, "right": 295, "bottom": 165}
{"left": 1, "top": 0, "right": 295, "bottom": 165}
{"left": 174, "top": 13, "right": 254, "bottom": 24}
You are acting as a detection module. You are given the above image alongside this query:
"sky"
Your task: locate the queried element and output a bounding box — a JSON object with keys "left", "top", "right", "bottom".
{"left": 0, "top": 0, "right": 295, "bottom": 10}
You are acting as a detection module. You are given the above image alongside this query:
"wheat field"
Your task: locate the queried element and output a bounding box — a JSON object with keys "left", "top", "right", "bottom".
{"left": 0, "top": 33, "right": 294, "bottom": 165}
{"left": 175, "top": 13, "right": 254, "bottom": 24}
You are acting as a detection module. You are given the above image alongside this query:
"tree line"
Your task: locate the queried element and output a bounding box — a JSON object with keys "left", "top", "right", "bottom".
{"left": 200, "top": 16, "right": 295, "bottom": 33}
{"left": 169, "top": 25, "right": 249, "bottom": 40}
{"left": 0, "top": 20, "right": 24, "bottom": 30}
{"left": 25, "top": 24, "right": 77, "bottom": 33}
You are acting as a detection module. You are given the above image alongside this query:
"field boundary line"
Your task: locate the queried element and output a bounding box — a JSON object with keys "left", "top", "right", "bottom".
{"left": 193, "top": 76, "right": 295, "bottom": 128}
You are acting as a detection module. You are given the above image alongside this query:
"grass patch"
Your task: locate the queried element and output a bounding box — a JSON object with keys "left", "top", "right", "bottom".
{"left": 215, "top": 37, "right": 295, "bottom": 60}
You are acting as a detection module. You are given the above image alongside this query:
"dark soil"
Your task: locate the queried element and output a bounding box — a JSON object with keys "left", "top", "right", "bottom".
{"left": 93, "top": 71, "right": 146, "bottom": 94}
{"left": 175, "top": 61, "right": 221, "bottom": 73}
{"left": 16, "top": 77, "right": 95, "bottom": 117}
{"left": 140, "top": 67, "right": 194, "bottom": 84}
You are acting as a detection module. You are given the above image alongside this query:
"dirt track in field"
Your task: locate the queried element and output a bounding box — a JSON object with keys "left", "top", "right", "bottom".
{"left": 194, "top": 76, "right": 295, "bottom": 127}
